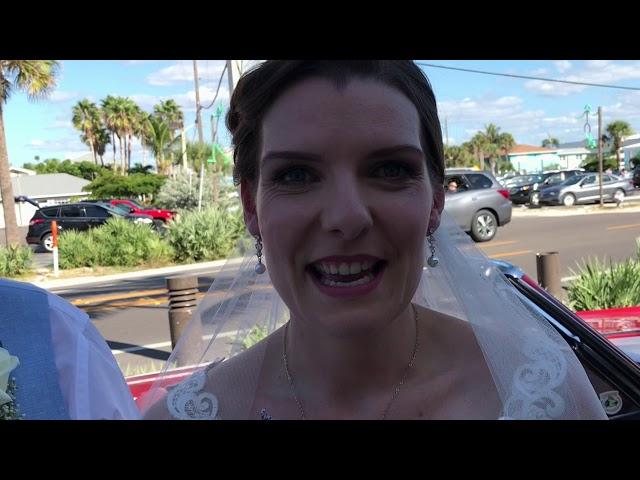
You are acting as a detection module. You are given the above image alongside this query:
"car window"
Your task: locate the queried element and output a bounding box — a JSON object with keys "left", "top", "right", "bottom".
{"left": 464, "top": 174, "right": 493, "bottom": 189}
{"left": 545, "top": 173, "right": 563, "bottom": 185}
{"left": 60, "top": 206, "right": 83, "bottom": 217}
{"left": 41, "top": 207, "right": 58, "bottom": 217}
{"left": 83, "top": 205, "right": 110, "bottom": 218}
{"left": 603, "top": 175, "right": 614, "bottom": 183}
{"left": 444, "top": 175, "right": 468, "bottom": 192}
{"left": 581, "top": 175, "right": 596, "bottom": 186}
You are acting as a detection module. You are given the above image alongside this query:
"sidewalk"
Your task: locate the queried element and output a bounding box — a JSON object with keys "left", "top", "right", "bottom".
{"left": 512, "top": 194, "right": 640, "bottom": 218}
{"left": 31, "top": 257, "right": 245, "bottom": 291}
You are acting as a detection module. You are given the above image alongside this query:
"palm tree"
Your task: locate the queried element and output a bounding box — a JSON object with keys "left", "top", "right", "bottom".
{"left": 145, "top": 115, "right": 173, "bottom": 175}
{"left": 444, "top": 145, "right": 475, "bottom": 169}
{"left": 542, "top": 137, "right": 559, "bottom": 148}
{"left": 72, "top": 99, "right": 101, "bottom": 165}
{"left": 135, "top": 111, "right": 153, "bottom": 169}
{"left": 122, "top": 98, "right": 141, "bottom": 172}
{"left": 101, "top": 95, "right": 120, "bottom": 168}
{"left": 498, "top": 132, "right": 516, "bottom": 168}
{"left": 606, "top": 120, "right": 634, "bottom": 167}
{"left": 81, "top": 128, "right": 110, "bottom": 167}
{"left": 154, "top": 100, "right": 184, "bottom": 167}
{"left": 0, "top": 60, "right": 59, "bottom": 246}
{"left": 469, "top": 133, "right": 488, "bottom": 171}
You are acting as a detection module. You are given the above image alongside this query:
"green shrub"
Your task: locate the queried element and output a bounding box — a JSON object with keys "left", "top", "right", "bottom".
{"left": 0, "top": 245, "right": 33, "bottom": 277}
{"left": 568, "top": 241, "right": 640, "bottom": 310}
{"left": 59, "top": 229, "right": 99, "bottom": 268}
{"left": 167, "top": 204, "right": 246, "bottom": 263}
{"left": 59, "top": 218, "right": 173, "bottom": 268}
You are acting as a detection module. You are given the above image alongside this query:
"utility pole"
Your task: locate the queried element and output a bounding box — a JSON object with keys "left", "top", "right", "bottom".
{"left": 445, "top": 117, "right": 449, "bottom": 147}
{"left": 193, "top": 60, "right": 204, "bottom": 144}
{"left": 598, "top": 106, "right": 604, "bottom": 207}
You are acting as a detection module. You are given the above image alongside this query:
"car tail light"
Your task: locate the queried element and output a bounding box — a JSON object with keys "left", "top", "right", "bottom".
{"left": 29, "top": 218, "right": 45, "bottom": 226}
{"left": 497, "top": 189, "right": 510, "bottom": 200}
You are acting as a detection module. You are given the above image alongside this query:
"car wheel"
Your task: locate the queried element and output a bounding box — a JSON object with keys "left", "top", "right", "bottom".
{"left": 471, "top": 209, "right": 497, "bottom": 242}
{"left": 613, "top": 189, "right": 625, "bottom": 203}
{"left": 562, "top": 193, "right": 576, "bottom": 207}
{"left": 41, "top": 233, "right": 54, "bottom": 252}
{"left": 529, "top": 191, "right": 540, "bottom": 206}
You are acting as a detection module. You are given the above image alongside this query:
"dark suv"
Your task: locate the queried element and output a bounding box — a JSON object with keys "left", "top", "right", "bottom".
{"left": 26, "top": 202, "right": 153, "bottom": 252}
{"left": 633, "top": 166, "right": 640, "bottom": 188}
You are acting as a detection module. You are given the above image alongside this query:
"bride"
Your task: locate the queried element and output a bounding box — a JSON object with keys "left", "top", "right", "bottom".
{"left": 143, "top": 60, "right": 607, "bottom": 420}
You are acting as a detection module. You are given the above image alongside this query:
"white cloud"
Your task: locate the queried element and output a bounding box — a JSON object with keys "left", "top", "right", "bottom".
{"left": 49, "top": 119, "right": 73, "bottom": 130}
{"left": 525, "top": 60, "right": 640, "bottom": 97}
{"left": 172, "top": 85, "right": 230, "bottom": 112}
{"left": 146, "top": 60, "right": 262, "bottom": 86}
{"left": 554, "top": 61, "right": 572, "bottom": 73}
{"left": 129, "top": 94, "right": 163, "bottom": 110}
{"left": 147, "top": 60, "right": 226, "bottom": 86}
{"left": 48, "top": 90, "right": 79, "bottom": 103}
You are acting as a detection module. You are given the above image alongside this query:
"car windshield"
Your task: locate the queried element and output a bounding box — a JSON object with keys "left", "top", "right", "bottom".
{"left": 510, "top": 175, "right": 542, "bottom": 186}
{"left": 107, "top": 204, "right": 131, "bottom": 215}
{"left": 127, "top": 199, "right": 145, "bottom": 209}
{"left": 96, "top": 203, "right": 127, "bottom": 216}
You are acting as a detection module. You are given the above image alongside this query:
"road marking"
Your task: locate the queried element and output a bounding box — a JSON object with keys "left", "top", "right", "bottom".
{"left": 478, "top": 240, "right": 518, "bottom": 249}
{"left": 606, "top": 223, "right": 640, "bottom": 231}
{"left": 111, "top": 330, "right": 240, "bottom": 355}
{"left": 70, "top": 288, "right": 168, "bottom": 305}
{"left": 487, "top": 250, "right": 532, "bottom": 259}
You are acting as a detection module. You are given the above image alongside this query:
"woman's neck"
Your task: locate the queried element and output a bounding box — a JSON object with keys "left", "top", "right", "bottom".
{"left": 284, "top": 304, "right": 419, "bottom": 415}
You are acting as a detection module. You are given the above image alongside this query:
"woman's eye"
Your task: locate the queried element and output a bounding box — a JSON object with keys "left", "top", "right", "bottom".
{"left": 275, "top": 167, "right": 315, "bottom": 185}
{"left": 373, "top": 162, "right": 411, "bottom": 179}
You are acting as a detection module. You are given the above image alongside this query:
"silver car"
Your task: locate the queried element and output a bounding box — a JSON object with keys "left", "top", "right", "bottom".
{"left": 444, "top": 170, "right": 512, "bottom": 242}
{"left": 539, "top": 173, "right": 636, "bottom": 206}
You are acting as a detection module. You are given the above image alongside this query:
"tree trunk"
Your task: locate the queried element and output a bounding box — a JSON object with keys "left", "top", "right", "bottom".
{"left": 111, "top": 131, "right": 116, "bottom": 166}
{"left": 119, "top": 135, "right": 125, "bottom": 175}
{"left": 0, "top": 106, "right": 21, "bottom": 246}
{"left": 88, "top": 132, "right": 97, "bottom": 165}
{"left": 128, "top": 134, "right": 133, "bottom": 172}
{"left": 479, "top": 151, "right": 485, "bottom": 171}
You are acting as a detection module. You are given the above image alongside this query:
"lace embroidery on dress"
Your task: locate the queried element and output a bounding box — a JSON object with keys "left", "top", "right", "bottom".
{"left": 167, "top": 360, "right": 224, "bottom": 420}
{"left": 501, "top": 339, "right": 568, "bottom": 419}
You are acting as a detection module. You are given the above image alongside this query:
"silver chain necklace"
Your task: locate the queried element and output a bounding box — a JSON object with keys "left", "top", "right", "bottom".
{"left": 282, "top": 306, "right": 419, "bottom": 420}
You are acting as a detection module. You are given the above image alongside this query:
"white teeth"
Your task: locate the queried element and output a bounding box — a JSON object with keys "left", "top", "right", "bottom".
{"left": 320, "top": 273, "right": 374, "bottom": 287}
{"left": 313, "top": 260, "right": 378, "bottom": 276}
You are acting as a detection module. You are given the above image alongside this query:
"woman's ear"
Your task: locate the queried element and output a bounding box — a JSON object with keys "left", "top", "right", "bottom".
{"left": 428, "top": 185, "right": 445, "bottom": 233}
{"left": 240, "top": 179, "right": 260, "bottom": 236}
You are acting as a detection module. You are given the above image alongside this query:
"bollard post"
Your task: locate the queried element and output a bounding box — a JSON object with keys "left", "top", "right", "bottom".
{"left": 51, "top": 220, "right": 59, "bottom": 277}
{"left": 536, "top": 252, "right": 562, "bottom": 298}
{"left": 166, "top": 275, "right": 199, "bottom": 353}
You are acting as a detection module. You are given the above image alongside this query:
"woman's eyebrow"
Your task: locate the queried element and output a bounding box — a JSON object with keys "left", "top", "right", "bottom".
{"left": 262, "top": 151, "right": 322, "bottom": 162}
{"left": 365, "top": 145, "right": 424, "bottom": 159}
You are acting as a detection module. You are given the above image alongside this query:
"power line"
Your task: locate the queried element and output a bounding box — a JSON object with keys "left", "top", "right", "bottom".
{"left": 201, "top": 62, "right": 228, "bottom": 111}
{"left": 416, "top": 62, "right": 640, "bottom": 91}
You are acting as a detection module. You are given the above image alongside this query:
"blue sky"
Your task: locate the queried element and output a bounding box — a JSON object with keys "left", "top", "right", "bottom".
{"left": 5, "top": 60, "right": 640, "bottom": 168}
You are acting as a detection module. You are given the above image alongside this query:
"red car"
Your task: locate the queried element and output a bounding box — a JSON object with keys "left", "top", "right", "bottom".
{"left": 108, "top": 199, "right": 177, "bottom": 223}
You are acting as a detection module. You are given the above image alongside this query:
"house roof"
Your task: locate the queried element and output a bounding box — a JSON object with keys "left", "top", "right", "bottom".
{"left": 10, "top": 166, "right": 36, "bottom": 176}
{"left": 509, "top": 144, "right": 558, "bottom": 155}
{"left": 9, "top": 173, "right": 90, "bottom": 199}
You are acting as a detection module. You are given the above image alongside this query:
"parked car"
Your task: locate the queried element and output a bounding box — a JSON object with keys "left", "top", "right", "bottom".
{"left": 529, "top": 170, "right": 584, "bottom": 206}
{"left": 443, "top": 169, "right": 512, "bottom": 242}
{"left": 126, "top": 259, "right": 640, "bottom": 419}
{"left": 538, "top": 173, "right": 635, "bottom": 206}
{"left": 96, "top": 199, "right": 177, "bottom": 223}
{"left": 26, "top": 202, "right": 154, "bottom": 252}
{"left": 633, "top": 166, "right": 640, "bottom": 188}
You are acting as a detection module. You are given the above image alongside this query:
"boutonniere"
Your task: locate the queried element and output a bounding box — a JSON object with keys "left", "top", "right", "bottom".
{"left": 0, "top": 346, "right": 21, "bottom": 420}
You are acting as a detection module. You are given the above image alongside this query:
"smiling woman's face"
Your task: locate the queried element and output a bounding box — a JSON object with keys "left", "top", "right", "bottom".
{"left": 242, "top": 77, "right": 442, "bottom": 336}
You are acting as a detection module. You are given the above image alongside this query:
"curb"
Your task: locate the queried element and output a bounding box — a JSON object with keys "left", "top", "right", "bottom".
{"left": 32, "top": 257, "right": 246, "bottom": 291}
